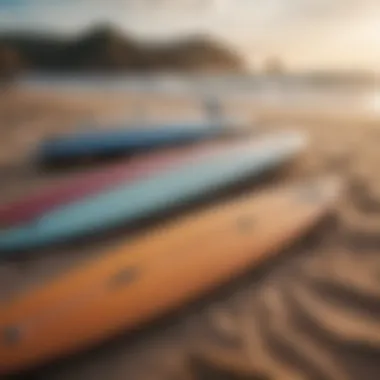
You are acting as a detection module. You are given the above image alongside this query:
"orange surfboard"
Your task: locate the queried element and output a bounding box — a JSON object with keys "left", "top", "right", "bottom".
{"left": 0, "top": 177, "right": 340, "bottom": 375}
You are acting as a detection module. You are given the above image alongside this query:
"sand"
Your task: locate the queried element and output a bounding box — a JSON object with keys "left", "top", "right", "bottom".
{"left": 1, "top": 88, "right": 380, "bottom": 380}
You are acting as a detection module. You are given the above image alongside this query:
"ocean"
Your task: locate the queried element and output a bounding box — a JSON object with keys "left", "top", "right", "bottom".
{"left": 17, "top": 73, "right": 380, "bottom": 116}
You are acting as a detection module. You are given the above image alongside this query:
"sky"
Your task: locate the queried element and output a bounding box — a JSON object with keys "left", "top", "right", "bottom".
{"left": 0, "top": 0, "right": 379, "bottom": 71}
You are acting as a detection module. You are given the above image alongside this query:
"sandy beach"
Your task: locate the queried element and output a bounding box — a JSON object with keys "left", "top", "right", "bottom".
{"left": 1, "top": 87, "right": 380, "bottom": 380}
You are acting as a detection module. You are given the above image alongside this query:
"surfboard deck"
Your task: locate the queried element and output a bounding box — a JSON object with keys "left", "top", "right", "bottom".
{"left": 0, "top": 140, "right": 237, "bottom": 228}
{"left": 0, "top": 177, "right": 340, "bottom": 375}
{"left": 0, "top": 132, "right": 308, "bottom": 252}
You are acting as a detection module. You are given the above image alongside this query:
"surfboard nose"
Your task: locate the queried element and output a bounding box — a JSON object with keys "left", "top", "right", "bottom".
{"left": 295, "top": 175, "right": 343, "bottom": 206}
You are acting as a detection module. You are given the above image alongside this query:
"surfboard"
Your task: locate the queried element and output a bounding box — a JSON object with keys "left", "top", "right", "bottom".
{"left": 0, "top": 140, "right": 238, "bottom": 228}
{"left": 38, "top": 120, "right": 240, "bottom": 162}
{"left": 0, "top": 176, "right": 341, "bottom": 375}
{"left": 0, "top": 132, "right": 308, "bottom": 253}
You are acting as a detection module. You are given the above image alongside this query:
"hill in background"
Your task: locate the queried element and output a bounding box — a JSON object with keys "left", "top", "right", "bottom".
{"left": 0, "top": 24, "right": 245, "bottom": 75}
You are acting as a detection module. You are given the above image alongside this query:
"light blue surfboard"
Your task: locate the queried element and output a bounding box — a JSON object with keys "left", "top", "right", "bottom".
{"left": 0, "top": 132, "right": 307, "bottom": 253}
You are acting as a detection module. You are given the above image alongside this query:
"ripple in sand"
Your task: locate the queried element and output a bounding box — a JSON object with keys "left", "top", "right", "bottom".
{"left": 286, "top": 279, "right": 380, "bottom": 345}
{"left": 255, "top": 286, "right": 347, "bottom": 380}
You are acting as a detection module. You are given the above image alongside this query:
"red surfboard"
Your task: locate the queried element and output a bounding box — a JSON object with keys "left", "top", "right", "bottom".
{"left": 0, "top": 141, "right": 235, "bottom": 228}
